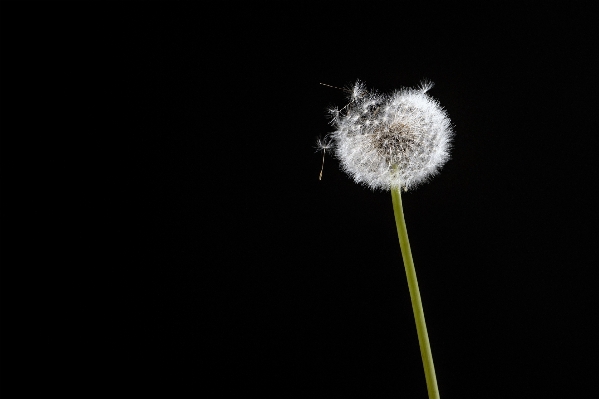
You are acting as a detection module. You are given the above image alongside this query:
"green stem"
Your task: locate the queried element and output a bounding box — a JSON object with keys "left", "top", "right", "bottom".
{"left": 391, "top": 186, "right": 440, "bottom": 399}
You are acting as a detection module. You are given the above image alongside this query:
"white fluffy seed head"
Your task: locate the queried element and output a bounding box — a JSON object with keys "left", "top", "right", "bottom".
{"left": 326, "top": 80, "right": 454, "bottom": 191}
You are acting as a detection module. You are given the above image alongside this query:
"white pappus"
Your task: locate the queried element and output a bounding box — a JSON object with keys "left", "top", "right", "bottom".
{"left": 323, "top": 80, "right": 454, "bottom": 191}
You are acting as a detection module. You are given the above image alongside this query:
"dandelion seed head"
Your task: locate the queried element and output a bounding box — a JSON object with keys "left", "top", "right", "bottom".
{"left": 323, "top": 80, "right": 454, "bottom": 191}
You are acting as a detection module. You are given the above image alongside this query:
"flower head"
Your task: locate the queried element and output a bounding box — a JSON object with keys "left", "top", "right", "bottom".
{"left": 326, "top": 80, "right": 453, "bottom": 191}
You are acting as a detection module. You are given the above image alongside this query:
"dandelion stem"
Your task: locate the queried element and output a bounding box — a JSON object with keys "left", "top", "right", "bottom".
{"left": 391, "top": 185, "right": 440, "bottom": 399}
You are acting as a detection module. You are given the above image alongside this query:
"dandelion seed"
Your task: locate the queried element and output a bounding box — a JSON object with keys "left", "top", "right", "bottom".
{"left": 319, "top": 82, "right": 346, "bottom": 92}
{"left": 418, "top": 79, "right": 435, "bottom": 93}
{"left": 315, "top": 136, "right": 333, "bottom": 181}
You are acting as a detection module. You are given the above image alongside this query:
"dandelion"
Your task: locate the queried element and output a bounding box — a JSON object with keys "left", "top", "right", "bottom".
{"left": 330, "top": 79, "right": 453, "bottom": 191}
{"left": 319, "top": 80, "right": 454, "bottom": 399}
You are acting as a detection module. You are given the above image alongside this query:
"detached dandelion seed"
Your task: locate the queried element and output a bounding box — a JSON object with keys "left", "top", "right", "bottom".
{"left": 318, "top": 80, "right": 454, "bottom": 399}
{"left": 315, "top": 136, "right": 333, "bottom": 180}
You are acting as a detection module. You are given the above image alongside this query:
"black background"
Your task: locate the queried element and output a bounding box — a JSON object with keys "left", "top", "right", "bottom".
{"left": 1, "top": 2, "right": 598, "bottom": 397}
